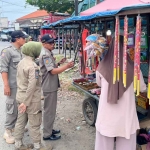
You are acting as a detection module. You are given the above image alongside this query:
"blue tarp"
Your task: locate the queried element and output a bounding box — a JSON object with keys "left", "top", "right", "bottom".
{"left": 41, "top": 3, "right": 150, "bottom": 29}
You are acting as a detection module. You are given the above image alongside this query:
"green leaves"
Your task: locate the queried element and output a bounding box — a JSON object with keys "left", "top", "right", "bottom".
{"left": 26, "top": 0, "right": 74, "bottom": 14}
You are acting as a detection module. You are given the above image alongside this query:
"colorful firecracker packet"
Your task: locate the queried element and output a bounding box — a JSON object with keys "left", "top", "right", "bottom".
{"left": 113, "top": 16, "right": 120, "bottom": 84}
{"left": 123, "top": 16, "right": 128, "bottom": 88}
{"left": 134, "top": 15, "right": 141, "bottom": 96}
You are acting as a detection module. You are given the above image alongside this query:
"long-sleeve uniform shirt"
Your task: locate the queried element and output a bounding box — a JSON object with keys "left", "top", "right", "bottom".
{"left": 16, "top": 56, "right": 41, "bottom": 107}
{"left": 0, "top": 45, "right": 22, "bottom": 88}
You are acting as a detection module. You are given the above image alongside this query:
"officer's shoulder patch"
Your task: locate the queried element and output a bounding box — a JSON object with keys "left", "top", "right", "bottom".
{"left": 43, "top": 57, "right": 52, "bottom": 66}
{"left": 1, "top": 49, "right": 8, "bottom": 57}
{"left": 1, "top": 46, "right": 12, "bottom": 53}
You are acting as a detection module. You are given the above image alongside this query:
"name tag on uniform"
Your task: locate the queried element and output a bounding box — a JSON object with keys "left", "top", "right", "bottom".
{"left": 35, "top": 69, "right": 39, "bottom": 79}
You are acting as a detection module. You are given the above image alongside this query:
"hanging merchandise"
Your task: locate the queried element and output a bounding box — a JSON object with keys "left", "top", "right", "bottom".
{"left": 113, "top": 16, "right": 120, "bottom": 84}
{"left": 140, "top": 33, "right": 148, "bottom": 49}
{"left": 134, "top": 15, "right": 142, "bottom": 96}
{"left": 127, "top": 32, "right": 135, "bottom": 48}
{"left": 84, "top": 34, "right": 107, "bottom": 59}
{"left": 128, "top": 48, "right": 135, "bottom": 61}
{"left": 86, "top": 34, "right": 99, "bottom": 42}
{"left": 123, "top": 16, "right": 128, "bottom": 88}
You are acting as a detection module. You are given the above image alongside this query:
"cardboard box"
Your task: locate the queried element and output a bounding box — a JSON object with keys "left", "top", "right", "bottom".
{"left": 137, "top": 94, "right": 149, "bottom": 110}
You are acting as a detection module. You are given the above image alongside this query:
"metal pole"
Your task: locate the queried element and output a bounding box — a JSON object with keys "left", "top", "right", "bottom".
{"left": 75, "top": 0, "right": 78, "bottom": 16}
{"left": 74, "top": 0, "right": 78, "bottom": 52}
{"left": 62, "top": 27, "right": 64, "bottom": 54}
{"left": 58, "top": 28, "right": 60, "bottom": 54}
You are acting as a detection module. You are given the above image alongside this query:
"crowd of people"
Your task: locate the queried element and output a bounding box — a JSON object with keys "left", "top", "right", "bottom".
{"left": 0, "top": 30, "right": 74, "bottom": 150}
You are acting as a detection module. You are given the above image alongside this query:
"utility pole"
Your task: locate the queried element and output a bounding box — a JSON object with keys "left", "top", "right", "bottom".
{"left": 75, "top": 0, "right": 78, "bottom": 16}
{"left": 74, "top": 0, "right": 79, "bottom": 54}
{"left": 0, "top": 7, "right": 1, "bottom": 31}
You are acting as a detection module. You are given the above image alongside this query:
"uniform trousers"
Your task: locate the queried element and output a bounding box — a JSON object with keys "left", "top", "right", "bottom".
{"left": 95, "top": 130, "right": 136, "bottom": 150}
{"left": 5, "top": 88, "right": 18, "bottom": 129}
{"left": 14, "top": 102, "right": 42, "bottom": 143}
{"left": 43, "top": 91, "right": 57, "bottom": 138}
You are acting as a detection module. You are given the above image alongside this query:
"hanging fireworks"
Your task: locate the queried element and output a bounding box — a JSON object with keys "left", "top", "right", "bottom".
{"left": 123, "top": 16, "right": 128, "bottom": 88}
{"left": 113, "top": 16, "right": 120, "bottom": 84}
{"left": 134, "top": 15, "right": 141, "bottom": 96}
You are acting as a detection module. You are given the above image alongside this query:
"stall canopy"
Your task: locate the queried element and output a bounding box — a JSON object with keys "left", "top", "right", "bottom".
{"left": 41, "top": 3, "right": 150, "bottom": 29}
{"left": 41, "top": 9, "right": 118, "bottom": 29}
{"left": 80, "top": 0, "right": 150, "bottom": 16}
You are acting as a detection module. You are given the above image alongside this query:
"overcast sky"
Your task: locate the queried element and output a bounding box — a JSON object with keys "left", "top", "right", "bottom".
{"left": 0, "top": 0, "right": 39, "bottom": 21}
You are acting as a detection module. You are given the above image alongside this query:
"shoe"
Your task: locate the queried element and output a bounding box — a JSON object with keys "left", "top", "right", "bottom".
{"left": 15, "top": 145, "right": 28, "bottom": 150}
{"left": 52, "top": 129, "right": 60, "bottom": 135}
{"left": 43, "top": 134, "right": 61, "bottom": 141}
{"left": 33, "top": 142, "right": 53, "bottom": 150}
{"left": 3, "top": 129, "right": 15, "bottom": 144}
{"left": 15, "top": 140, "right": 27, "bottom": 150}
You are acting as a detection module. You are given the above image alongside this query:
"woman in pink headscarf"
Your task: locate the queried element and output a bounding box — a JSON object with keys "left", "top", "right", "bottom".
{"left": 95, "top": 35, "right": 146, "bottom": 150}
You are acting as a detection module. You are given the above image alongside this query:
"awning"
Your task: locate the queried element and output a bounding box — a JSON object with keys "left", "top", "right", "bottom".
{"left": 41, "top": 3, "right": 150, "bottom": 29}
{"left": 80, "top": 0, "right": 150, "bottom": 16}
{"left": 41, "top": 9, "right": 118, "bottom": 29}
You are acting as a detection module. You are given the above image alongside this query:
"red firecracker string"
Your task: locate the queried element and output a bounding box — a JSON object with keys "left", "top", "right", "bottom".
{"left": 123, "top": 16, "right": 128, "bottom": 87}
{"left": 113, "top": 16, "right": 119, "bottom": 84}
{"left": 134, "top": 15, "right": 141, "bottom": 96}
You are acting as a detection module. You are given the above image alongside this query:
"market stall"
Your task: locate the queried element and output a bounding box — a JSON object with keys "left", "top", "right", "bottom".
{"left": 41, "top": 3, "right": 150, "bottom": 148}
{"left": 41, "top": 3, "right": 150, "bottom": 124}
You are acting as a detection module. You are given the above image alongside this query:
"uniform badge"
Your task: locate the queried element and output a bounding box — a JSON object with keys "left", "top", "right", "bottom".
{"left": 45, "top": 59, "right": 49, "bottom": 64}
{"left": 35, "top": 69, "right": 39, "bottom": 79}
{"left": 1, "top": 49, "right": 6, "bottom": 57}
{"left": 43, "top": 57, "right": 51, "bottom": 66}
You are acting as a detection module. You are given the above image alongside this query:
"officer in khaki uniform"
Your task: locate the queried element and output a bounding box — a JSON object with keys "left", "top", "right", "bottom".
{"left": 0, "top": 30, "right": 27, "bottom": 144}
{"left": 14, "top": 42, "right": 52, "bottom": 150}
{"left": 39, "top": 34, "right": 74, "bottom": 141}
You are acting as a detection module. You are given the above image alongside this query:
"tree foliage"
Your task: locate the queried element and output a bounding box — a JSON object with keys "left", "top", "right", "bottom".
{"left": 26, "top": 0, "right": 75, "bottom": 14}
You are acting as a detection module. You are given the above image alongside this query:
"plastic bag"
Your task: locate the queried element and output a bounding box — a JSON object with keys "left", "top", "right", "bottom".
{"left": 85, "top": 34, "right": 107, "bottom": 58}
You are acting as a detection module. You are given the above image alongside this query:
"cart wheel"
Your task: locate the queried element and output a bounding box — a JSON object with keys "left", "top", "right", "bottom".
{"left": 82, "top": 98, "right": 98, "bottom": 126}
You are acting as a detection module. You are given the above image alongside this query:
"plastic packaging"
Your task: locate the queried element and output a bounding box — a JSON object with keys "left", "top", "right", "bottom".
{"left": 84, "top": 34, "right": 107, "bottom": 58}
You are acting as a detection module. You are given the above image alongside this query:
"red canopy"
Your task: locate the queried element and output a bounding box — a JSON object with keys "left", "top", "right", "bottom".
{"left": 80, "top": 0, "right": 150, "bottom": 16}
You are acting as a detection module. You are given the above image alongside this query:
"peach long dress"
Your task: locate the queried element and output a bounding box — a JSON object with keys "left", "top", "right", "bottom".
{"left": 95, "top": 71, "right": 146, "bottom": 139}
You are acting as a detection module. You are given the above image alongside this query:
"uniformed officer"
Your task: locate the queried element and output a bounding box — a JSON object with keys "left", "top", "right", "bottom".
{"left": 0, "top": 30, "right": 27, "bottom": 144}
{"left": 14, "top": 42, "right": 52, "bottom": 150}
{"left": 39, "top": 34, "right": 74, "bottom": 141}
